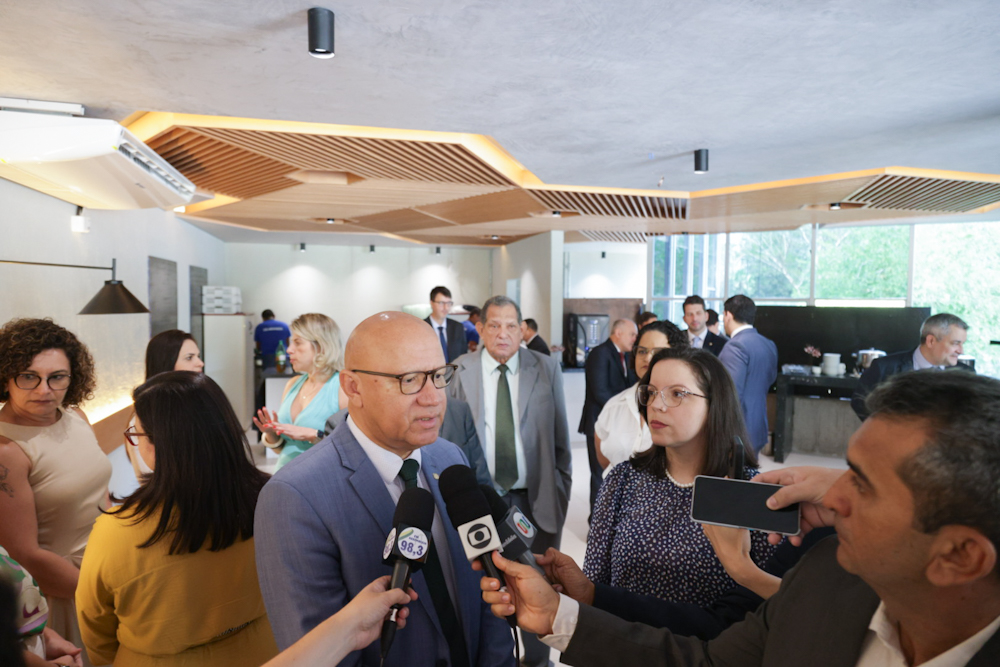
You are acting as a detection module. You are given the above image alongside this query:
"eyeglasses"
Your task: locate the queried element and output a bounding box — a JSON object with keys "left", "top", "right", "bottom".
{"left": 13, "top": 373, "right": 72, "bottom": 391}
{"left": 636, "top": 384, "right": 707, "bottom": 408}
{"left": 635, "top": 346, "right": 668, "bottom": 358}
{"left": 351, "top": 365, "right": 457, "bottom": 395}
{"left": 433, "top": 300, "right": 454, "bottom": 308}
{"left": 124, "top": 426, "right": 148, "bottom": 446}
{"left": 484, "top": 322, "right": 520, "bottom": 334}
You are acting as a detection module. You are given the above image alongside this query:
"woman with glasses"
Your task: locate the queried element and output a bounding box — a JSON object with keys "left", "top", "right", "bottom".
{"left": 583, "top": 347, "right": 775, "bottom": 606}
{"left": 76, "top": 371, "right": 277, "bottom": 666}
{"left": 0, "top": 318, "right": 111, "bottom": 664}
{"left": 123, "top": 330, "right": 205, "bottom": 482}
{"left": 252, "top": 313, "right": 346, "bottom": 470}
{"left": 593, "top": 320, "right": 688, "bottom": 475}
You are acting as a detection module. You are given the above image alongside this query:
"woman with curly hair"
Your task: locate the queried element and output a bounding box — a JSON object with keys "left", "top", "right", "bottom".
{"left": 252, "top": 313, "right": 346, "bottom": 470}
{"left": 0, "top": 318, "right": 111, "bottom": 664}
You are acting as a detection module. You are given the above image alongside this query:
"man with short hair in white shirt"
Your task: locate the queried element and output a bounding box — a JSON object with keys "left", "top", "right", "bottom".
{"left": 476, "top": 370, "right": 1000, "bottom": 666}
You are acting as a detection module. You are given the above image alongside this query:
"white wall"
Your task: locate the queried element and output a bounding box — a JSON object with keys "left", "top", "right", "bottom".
{"left": 491, "top": 231, "right": 565, "bottom": 346}
{"left": 0, "top": 178, "right": 226, "bottom": 420}
{"left": 224, "top": 243, "right": 493, "bottom": 338}
{"left": 564, "top": 241, "right": 647, "bottom": 299}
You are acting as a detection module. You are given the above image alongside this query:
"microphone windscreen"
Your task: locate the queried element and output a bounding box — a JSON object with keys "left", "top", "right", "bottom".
{"left": 439, "top": 465, "right": 491, "bottom": 526}
{"left": 480, "top": 484, "right": 508, "bottom": 521}
{"left": 392, "top": 487, "right": 435, "bottom": 531}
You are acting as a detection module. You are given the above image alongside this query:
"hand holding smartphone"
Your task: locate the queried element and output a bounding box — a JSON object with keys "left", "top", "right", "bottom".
{"left": 691, "top": 476, "right": 800, "bottom": 536}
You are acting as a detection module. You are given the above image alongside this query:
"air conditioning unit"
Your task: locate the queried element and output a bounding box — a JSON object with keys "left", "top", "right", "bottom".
{"left": 0, "top": 110, "right": 196, "bottom": 210}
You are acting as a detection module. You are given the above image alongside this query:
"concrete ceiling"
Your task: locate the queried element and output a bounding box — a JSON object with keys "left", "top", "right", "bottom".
{"left": 2, "top": 1, "right": 1000, "bottom": 243}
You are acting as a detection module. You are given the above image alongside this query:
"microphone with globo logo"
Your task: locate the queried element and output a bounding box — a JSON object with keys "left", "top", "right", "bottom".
{"left": 380, "top": 486, "right": 435, "bottom": 660}
{"left": 479, "top": 484, "right": 548, "bottom": 580}
{"left": 439, "top": 464, "right": 517, "bottom": 628}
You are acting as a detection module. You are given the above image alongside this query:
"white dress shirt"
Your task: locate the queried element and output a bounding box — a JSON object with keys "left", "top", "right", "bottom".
{"left": 346, "top": 416, "right": 459, "bottom": 607}
{"left": 481, "top": 349, "right": 527, "bottom": 490}
{"left": 429, "top": 315, "right": 449, "bottom": 344}
{"left": 729, "top": 323, "right": 753, "bottom": 338}
{"left": 593, "top": 383, "right": 651, "bottom": 476}
{"left": 542, "top": 597, "right": 1000, "bottom": 664}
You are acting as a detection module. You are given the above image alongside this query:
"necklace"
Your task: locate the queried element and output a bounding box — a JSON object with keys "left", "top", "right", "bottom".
{"left": 664, "top": 468, "right": 694, "bottom": 488}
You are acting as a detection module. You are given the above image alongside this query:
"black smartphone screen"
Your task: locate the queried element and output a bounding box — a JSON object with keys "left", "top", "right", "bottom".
{"left": 690, "top": 476, "right": 800, "bottom": 535}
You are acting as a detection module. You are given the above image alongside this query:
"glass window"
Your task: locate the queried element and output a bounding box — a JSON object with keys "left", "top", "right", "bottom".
{"left": 913, "top": 221, "right": 1000, "bottom": 378}
{"left": 728, "top": 226, "right": 811, "bottom": 299}
{"left": 815, "top": 225, "right": 908, "bottom": 300}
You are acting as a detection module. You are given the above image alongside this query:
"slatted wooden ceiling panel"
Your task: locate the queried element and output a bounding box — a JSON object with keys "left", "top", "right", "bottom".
{"left": 146, "top": 128, "right": 298, "bottom": 199}
{"left": 529, "top": 189, "right": 688, "bottom": 219}
{"left": 579, "top": 230, "right": 657, "bottom": 243}
{"left": 190, "top": 128, "right": 515, "bottom": 187}
{"left": 845, "top": 175, "right": 1000, "bottom": 212}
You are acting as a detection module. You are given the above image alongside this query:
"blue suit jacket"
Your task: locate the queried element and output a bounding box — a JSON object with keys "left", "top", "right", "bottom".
{"left": 718, "top": 327, "right": 778, "bottom": 453}
{"left": 254, "top": 424, "right": 514, "bottom": 666}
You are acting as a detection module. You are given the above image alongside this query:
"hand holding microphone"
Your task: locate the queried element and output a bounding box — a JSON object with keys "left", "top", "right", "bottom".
{"left": 479, "top": 484, "right": 548, "bottom": 580}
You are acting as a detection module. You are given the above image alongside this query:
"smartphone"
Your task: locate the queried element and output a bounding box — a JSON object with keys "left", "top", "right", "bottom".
{"left": 691, "top": 475, "right": 800, "bottom": 535}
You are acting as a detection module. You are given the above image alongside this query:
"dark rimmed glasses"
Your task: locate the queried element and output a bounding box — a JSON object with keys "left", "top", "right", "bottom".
{"left": 636, "top": 384, "right": 708, "bottom": 408}
{"left": 124, "top": 426, "right": 148, "bottom": 446}
{"left": 13, "top": 373, "right": 72, "bottom": 391}
{"left": 351, "top": 364, "right": 457, "bottom": 395}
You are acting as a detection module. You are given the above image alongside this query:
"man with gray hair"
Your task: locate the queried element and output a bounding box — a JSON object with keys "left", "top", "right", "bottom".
{"left": 852, "top": 312, "right": 971, "bottom": 420}
{"left": 448, "top": 295, "right": 572, "bottom": 667}
{"left": 578, "top": 318, "right": 639, "bottom": 510}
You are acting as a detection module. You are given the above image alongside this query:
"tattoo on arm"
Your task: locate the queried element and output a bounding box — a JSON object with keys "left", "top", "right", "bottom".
{"left": 0, "top": 463, "right": 12, "bottom": 498}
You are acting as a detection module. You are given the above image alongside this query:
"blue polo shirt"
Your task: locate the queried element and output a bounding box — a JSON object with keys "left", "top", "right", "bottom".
{"left": 254, "top": 320, "right": 291, "bottom": 354}
{"left": 463, "top": 319, "right": 480, "bottom": 344}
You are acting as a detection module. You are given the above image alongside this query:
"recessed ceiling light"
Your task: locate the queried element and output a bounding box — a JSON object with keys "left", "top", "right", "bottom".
{"left": 830, "top": 202, "right": 842, "bottom": 210}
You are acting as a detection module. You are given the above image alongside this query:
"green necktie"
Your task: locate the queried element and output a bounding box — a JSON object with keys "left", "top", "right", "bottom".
{"left": 495, "top": 363, "right": 517, "bottom": 491}
{"left": 397, "top": 459, "right": 469, "bottom": 667}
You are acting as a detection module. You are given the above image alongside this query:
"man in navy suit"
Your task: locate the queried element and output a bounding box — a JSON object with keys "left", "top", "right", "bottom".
{"left": 578, "top": 318, "right": 638, "bottom": 509}
{"left": 425, "top": 285, "right": 468, "bottom": 363}
{"left": 682, "top": 295, "right": 727, "bottom": 356}
{"left": 254, "top": 312, "right": 514, "bottom": 667}
{"left": 718, "top": 295, "right": 777, "bottom": 454}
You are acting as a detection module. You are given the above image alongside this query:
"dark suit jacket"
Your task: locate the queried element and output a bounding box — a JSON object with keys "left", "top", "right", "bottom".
{"left": 578, "top": 338, "right": 637, "bottom": 435}
{"left": 425, "top": 315, "right": 468, "bottom": 363}
{"left": 526, "top": 334, "right": 551, "bottom": 355}
{"left": 254, "top": 424, "right": 514, "bottom": 666}
{"left": 324, "top": 397, "right": 493, "bottom": 488}
{"left": 718, "top": 327, "right": 778, "bottom": 453}
{"left": 562, "top": 536, "right": 1000, "bottom": 666}
{"left": 703, "top": 330, "right": 727, "bottom": 356}
{"left": 851, "top": 348, "right": 914, "bottom": 420}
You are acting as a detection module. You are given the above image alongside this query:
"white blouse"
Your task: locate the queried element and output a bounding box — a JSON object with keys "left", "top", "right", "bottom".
{"left": 593, "top": 383, "right": 652, "bottom": 475}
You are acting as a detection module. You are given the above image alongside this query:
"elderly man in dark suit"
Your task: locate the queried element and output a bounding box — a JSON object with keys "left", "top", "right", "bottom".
{"left": 479, "top": 371, "right": 1000, "bottom": 666}
{"left": 448, "top": 295, "right": 571, "bottom": 667}
{"left": 851, "top": 312, "right": 970, "bottom": 420}
{"left": 254, "top": 312, "right": 514, "bottom": 667}
{"left": 424, "top": 285, "right": 468, "bottom": 363}
{"left": 718, "top": 295, "right": 777, "bottom": 455}
{"left": 682, "top": 295, "right": 727, "bottom": 356}
{"left": 578, "top": 318, "right": 638, "bottom": 510}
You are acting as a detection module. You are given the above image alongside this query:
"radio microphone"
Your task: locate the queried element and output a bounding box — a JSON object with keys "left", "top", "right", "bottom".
{"left": 479, "top": 484, "right": 548, "bottom": 579}
{"left": 380, "top": 486, "right": 435, "bottom": 660}
{"left": 439, "top": 464, "right": 517, "bottom": 628}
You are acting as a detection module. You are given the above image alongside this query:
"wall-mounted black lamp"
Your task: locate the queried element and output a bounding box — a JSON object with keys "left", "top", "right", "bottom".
{"left": 0, "top": 258, "right": 149, "bottom": 314}
{"left": 308, "top": 7, "right": 335, "bottom": 59}
{"left": 694, "top": 149, "right": 709, "bottom": 174}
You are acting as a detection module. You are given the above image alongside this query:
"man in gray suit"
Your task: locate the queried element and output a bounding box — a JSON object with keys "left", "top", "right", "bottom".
{"left": 254, "top": 312, "right": 513, "bottom": 667}
{"left": 448, "top": 294, "right": 572, "bottom": 667}
{"left": 718, "top": 294, "right": 778, "bottom": 454}
{"left": 478, "top": 371, "right": 1000, "bottom": 666}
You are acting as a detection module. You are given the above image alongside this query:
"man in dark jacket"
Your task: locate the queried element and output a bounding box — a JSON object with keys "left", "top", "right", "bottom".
{"left": 683, "top": 295, "right": 727, "bottom": 356}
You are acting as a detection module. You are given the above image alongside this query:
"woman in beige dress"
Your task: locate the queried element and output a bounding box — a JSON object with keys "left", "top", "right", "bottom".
{"left": 0, "top": 318, "right": 112, "bottom": 665}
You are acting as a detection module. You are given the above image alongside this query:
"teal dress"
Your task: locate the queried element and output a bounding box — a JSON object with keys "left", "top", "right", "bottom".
{"left": 275, "top": 372, "right": 340, "bottom": 470}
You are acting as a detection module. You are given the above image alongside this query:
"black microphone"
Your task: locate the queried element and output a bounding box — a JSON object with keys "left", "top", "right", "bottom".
{"left": 480, "top": 484, "right": 548, "bottom": 579}
{"left": 439, "top": 464, "right": 517, "bottom": 628}
{"left": 380, "top": 487, "right": 436, "bottom": 660}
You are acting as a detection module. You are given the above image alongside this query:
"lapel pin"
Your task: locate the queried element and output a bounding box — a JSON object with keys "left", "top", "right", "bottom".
{"left": 433, "top": 473, "right": 440, "bottom": 480}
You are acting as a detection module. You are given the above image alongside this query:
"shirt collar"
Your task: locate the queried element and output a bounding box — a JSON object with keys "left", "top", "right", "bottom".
{"left": 730, "top": 324, "right": 754, "bottom": 338}
{"left": 483, "top": 347, "right": 520, "bottom": 374}
{"left": 429, "top": 315, "right": 447, "bottom": 328}
{"left": 913, "top": 347, "right": 940, "bottom": 370}
{"left": 346, "top": 415, "right": 421, "bottom": 485}
{"left": 687, "top": 328, "right": 707, "bottom": 341}
{"left": 867, "top": 602, "right": 1000, "bottom": 667}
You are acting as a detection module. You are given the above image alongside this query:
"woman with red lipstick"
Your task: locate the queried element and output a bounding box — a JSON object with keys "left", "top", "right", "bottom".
{"left": 583, "top": 347, "right": 775, "bottom": 606}
{"left": 253, "top": 313, "right": 346, "bottom": 471}
{"left": 0, "top": 318, "right": 111, "bottom": 664}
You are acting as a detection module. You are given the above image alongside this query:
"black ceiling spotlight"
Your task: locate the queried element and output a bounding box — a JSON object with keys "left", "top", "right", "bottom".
{"left": 601, "top": 251, "right": 607, "bottom": 259}
{"left": 0, "top": 258, "right": 149, "bottom": 315}
{"left": 308, "top": 7, "right": 335, "bottom": 59}
{"left": 435, "top": 246, "right": 442, "bottom": 255}
{"left": 830, "top": 202, "right": 842, "bottom": 210}
{"left": 369, "top": 244, "right": 376, "bottom": 253}
{"left": 299, "top": 243, "right": 307, "bottom": 252}
{"left": 694, "top": 149, "right": 709, "bottom": 174}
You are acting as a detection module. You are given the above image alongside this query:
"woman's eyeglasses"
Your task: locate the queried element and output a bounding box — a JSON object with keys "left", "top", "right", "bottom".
{"left": 13, "top": 373, "right": 71, "bottom": 391}
{"left": 636, "top": 384, "right": 707, "bottom": 408}
{"left": 124, "top": 426, "right": 148, "bottom": 446}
